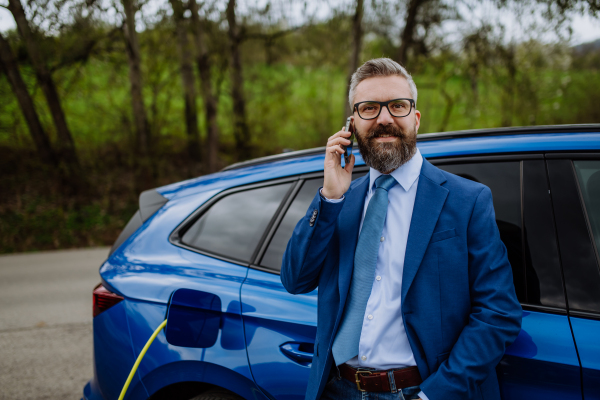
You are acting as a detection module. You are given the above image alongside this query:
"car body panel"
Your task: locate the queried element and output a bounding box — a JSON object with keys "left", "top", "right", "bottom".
{"left": 241, "top": 268, "right": 318, "bottom": 400}
{"left": 124, "top": 298, "right": 261, "bottom": 399}
{"left": 498, "top": 311, "right": 581, "bottom": 400}
{"left": 570, "top": 315, "right": 600, "bottom": 400}
{"left": 88, "top": 302, "right": 146, "bottom": 400}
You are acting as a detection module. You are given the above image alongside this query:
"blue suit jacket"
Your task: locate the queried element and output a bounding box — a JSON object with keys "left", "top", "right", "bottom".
{"left": 280, "top": 158, "right": 522, "bottom": 400}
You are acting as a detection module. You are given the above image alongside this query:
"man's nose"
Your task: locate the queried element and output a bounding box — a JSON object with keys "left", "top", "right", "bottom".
{"left": 376, "top": 105, "right": 394, "bottom": 125}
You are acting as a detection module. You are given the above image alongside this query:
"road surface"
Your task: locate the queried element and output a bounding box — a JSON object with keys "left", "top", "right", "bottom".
{"left": 0, "top": 247, "right": 109, "bottom": 400}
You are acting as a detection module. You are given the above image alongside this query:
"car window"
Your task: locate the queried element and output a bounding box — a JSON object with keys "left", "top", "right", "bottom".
{"left": 574, "top": 160, "right": 600, "bottom": 253}
{"left": 260, "top": 171, "right": 367, "bottom": 272}
{"left": 437, "top": 162, "right": 525, "bottom": 302}
{"left": 547, "top": 159, "right": 600, "bottom": 313}
{"left": 181, "top": 183, "right": 292, "bottom": 263}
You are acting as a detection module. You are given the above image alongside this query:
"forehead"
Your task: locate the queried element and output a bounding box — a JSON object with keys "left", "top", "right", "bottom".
{"left": 353, "top": 75, "right": 411, "bottom": 103}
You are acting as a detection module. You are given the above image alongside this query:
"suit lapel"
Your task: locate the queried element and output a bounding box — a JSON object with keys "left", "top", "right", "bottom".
{"left": 402, "top": 159, "right": 449, "bottom": 303}
{"left": 338, "top": 174, "right": 369, "bottom": 308}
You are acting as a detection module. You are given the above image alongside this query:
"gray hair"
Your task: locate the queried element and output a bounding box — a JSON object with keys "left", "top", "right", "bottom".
{"left": 348, "top": 58, "right": 418, "bottom": 108}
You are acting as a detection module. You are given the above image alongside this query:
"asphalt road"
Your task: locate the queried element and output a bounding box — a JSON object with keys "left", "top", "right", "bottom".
{"left": 0, "top": 247, "right": 110, "bottom": 400}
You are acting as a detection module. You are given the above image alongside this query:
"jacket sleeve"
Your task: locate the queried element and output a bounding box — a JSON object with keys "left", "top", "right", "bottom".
{"left": 419, "top": 186, "right": 522, "bottom": 400}
{"left": 280, "top": 189, "right": 345, "bottom": 294}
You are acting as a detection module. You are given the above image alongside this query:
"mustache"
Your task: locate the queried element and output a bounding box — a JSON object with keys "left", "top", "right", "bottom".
{"left": 364, "top": 125, "right": 406, "bottom": 140}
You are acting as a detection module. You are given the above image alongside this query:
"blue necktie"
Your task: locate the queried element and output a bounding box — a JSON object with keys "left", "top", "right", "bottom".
{"left": 332, "top": 174, "right": 398, "bottom": 365}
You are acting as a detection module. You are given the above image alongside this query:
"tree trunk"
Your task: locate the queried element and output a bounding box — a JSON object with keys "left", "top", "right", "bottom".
{"left": 190, "top": 0, "right": 220, "bottom": 172}
{"left": 122, "top": 0, "right": 151, "bottom": 156}
{"left": 500, "top": 44, "right": 516, "bottom": 127}
{"left": 226, "top": 0, "right": 250, "bottom": 161}
{"left": 7, "top": 0, "right": 79, "bottom": 167}
{"left": 344, "top": 0, "right": 364, "bottom": 120}
{"left": 0, "top": 32, "right": 56, "bottom": 165}
{"left": 397, "top": 0, "right": 425, "bottom": 66}
{"left": 169, "top": 0, "right": 201, "bottom": 161}
{"left": 438, "top": 83, "right": 454, "bottom": 132}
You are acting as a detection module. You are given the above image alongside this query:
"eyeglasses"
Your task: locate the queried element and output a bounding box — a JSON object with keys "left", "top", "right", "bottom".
{"left": 353, "top": 98, "right": 415, "bottom": 120}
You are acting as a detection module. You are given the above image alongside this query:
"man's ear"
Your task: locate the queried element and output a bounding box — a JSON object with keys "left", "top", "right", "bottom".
{"left": 414, "top": 109, "right": 421, "bottom": 132}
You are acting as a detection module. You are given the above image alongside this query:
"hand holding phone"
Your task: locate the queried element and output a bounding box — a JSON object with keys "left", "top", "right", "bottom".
{"left": 322, "top": 119, "right": 355, "bottom": 199}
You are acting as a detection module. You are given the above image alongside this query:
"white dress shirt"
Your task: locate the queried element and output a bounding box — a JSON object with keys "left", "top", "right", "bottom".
{"left": 321, "top": 148, "right": 428, "bottom": 399}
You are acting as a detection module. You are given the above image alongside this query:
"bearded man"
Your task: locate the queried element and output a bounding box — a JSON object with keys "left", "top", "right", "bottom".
{"left": 280, "top": 58, "right": 522, "bottom": 400}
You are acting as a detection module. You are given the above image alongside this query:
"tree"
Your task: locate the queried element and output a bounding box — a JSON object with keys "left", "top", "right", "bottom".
{"left": 0, "top": 32, "right": 56, "bottom": 165}
{"left": 190, "top": 0, "right": 220, "bottom": 172}
{"left": 121, "top": 0, "right": 151, "bottom": 156}
{"left": 495, "top": 0, "right": 600, "bottom": 16}
{"left": 397, "top": 0, "right": 429, "bottom": 66}
{"left": 226, "top": 0, "right": 251, "bottom": 161}
{"left": 6, "top": 0, "right": 79, "bottom": 167}
{"left": 169, "top": 0, "right": 201, "bottom": 161}
{"left": 344, "top": 0, "right": 364, "bottom": 119}
{"left": 462, "top": 26, "right": 494, "bottom": 106}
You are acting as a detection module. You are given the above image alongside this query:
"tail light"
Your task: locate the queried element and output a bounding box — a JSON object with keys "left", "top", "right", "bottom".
{"left": 93, "top": 283, "right": 124, "bottom": 317}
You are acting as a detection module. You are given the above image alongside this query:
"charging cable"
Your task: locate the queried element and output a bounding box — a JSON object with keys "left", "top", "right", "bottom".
{"left": 118, "top": 320, "right": 167, "bottom": 400}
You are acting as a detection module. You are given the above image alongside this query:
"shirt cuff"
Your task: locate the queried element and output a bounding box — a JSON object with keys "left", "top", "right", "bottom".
{"left": 319, "top": 188, "right": 344, "bottom": 203}
{"left": 418, "top": 391, "right": 428, "bottom": 400}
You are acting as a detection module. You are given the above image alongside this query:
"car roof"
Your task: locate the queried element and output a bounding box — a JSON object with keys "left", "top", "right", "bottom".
{"left": 157, "top": 124, "right": 600, "bottom": 199}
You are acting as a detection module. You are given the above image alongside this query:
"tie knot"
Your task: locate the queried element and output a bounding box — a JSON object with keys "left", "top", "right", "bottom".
{"left": 375, "top": 174, "right": 397, "bottom": 191}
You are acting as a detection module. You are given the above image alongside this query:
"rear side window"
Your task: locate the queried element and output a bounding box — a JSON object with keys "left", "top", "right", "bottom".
{"left": 261, "top": 179, "right": 323, "bottom": 270}
{"left": 260, "top": 171, "right": 367, "bottom": 271}
{"left": 574, "top": 160, "right": 600, "bottom": 253}
{"left": 181, "top": 183, "right": 292, "bottom": 263}
{"left": 437, "top": 162, "right": 525, "bottom": 302}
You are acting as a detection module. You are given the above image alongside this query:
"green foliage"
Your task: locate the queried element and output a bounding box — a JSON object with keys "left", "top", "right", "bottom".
{"left": 1, "top": 5, "right": 599, "bottom": 253}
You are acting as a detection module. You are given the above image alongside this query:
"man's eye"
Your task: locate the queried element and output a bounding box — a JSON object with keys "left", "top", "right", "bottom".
{"left": 360, "top": 104, "right": 378, "bottom": 113}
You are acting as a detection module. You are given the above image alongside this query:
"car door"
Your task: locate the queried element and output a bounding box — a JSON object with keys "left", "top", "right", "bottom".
{"left": 547, "top": 156, "right": 600, "bottom": 400}
{"left": 240, "top": 171, "right": 367, "bottom": 400}
{"left": 435, "top": 157, "right": 581, "bottom": 400}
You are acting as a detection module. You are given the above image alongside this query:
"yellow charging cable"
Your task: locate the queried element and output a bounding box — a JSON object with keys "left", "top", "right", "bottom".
{"left": 118, "top": 319, "right": 167, "bottom": 400}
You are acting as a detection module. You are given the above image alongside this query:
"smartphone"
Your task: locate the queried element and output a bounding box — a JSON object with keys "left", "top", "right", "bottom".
{"left": 343, "top": 116, "right": 354, "bottom": 165}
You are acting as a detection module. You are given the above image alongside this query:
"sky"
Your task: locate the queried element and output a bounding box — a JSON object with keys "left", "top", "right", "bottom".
{"left": 0, "top": 0, "right": 599, "bottom": 45}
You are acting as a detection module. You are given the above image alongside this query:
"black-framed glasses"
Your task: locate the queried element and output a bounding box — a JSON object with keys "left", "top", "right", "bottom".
{"left": 353, "top": 98, "right": 415, "bottom": 120}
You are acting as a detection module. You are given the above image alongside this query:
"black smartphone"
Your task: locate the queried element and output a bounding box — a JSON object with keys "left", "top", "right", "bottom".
{"left": 343, "top": 116, "right": 354, "bottom": 165}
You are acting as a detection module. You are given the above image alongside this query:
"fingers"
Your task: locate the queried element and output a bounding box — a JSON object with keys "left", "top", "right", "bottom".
{"left": 327, "top": 128, "right": 352, "bottom": 143}
{"left": 327, "top": 136, "right": 351, "bottom": 148}
{"left": 326, "top": 144, "right": 345, "bottom": 156}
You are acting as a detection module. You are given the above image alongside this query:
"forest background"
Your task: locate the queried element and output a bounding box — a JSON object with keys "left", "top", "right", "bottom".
{"left": 1, "top": 0, "right": 599, "bottom": 253}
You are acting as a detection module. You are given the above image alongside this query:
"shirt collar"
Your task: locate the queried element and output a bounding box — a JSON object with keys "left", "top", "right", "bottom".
{"left": 368, "top": 147, "right": 423, "bottom": 192}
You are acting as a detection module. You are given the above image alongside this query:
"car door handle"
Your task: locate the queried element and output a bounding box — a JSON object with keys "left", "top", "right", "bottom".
{"left": 280, "top": 342, "right": 314, "bottom": 363}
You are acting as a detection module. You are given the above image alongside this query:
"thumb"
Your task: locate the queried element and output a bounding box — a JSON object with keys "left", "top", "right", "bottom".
{"left": 344, "top": 154, "right": 355, "bottom": 173}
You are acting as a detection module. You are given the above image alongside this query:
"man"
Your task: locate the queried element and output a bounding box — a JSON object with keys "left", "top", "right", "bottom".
{"left": 280, "top": 58, "right": 522, "bottom": 400}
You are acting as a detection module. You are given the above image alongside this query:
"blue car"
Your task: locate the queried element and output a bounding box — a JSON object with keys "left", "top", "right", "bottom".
{"left": 84, "top": 125, "right": 600, "bottom": 400}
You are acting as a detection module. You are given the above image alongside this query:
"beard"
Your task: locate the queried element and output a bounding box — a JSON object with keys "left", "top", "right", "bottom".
{"left": 355, "top": 123, "right": 418, "bottom": 173}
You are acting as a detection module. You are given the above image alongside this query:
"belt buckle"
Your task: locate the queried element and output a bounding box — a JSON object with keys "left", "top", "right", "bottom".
{"left": 355, "top": 370, "right": 372, "bottom": 392}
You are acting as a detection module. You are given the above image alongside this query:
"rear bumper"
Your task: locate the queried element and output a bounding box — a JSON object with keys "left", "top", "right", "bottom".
{"left": 83, "top": 380, "right": 105, "bottom": 400}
